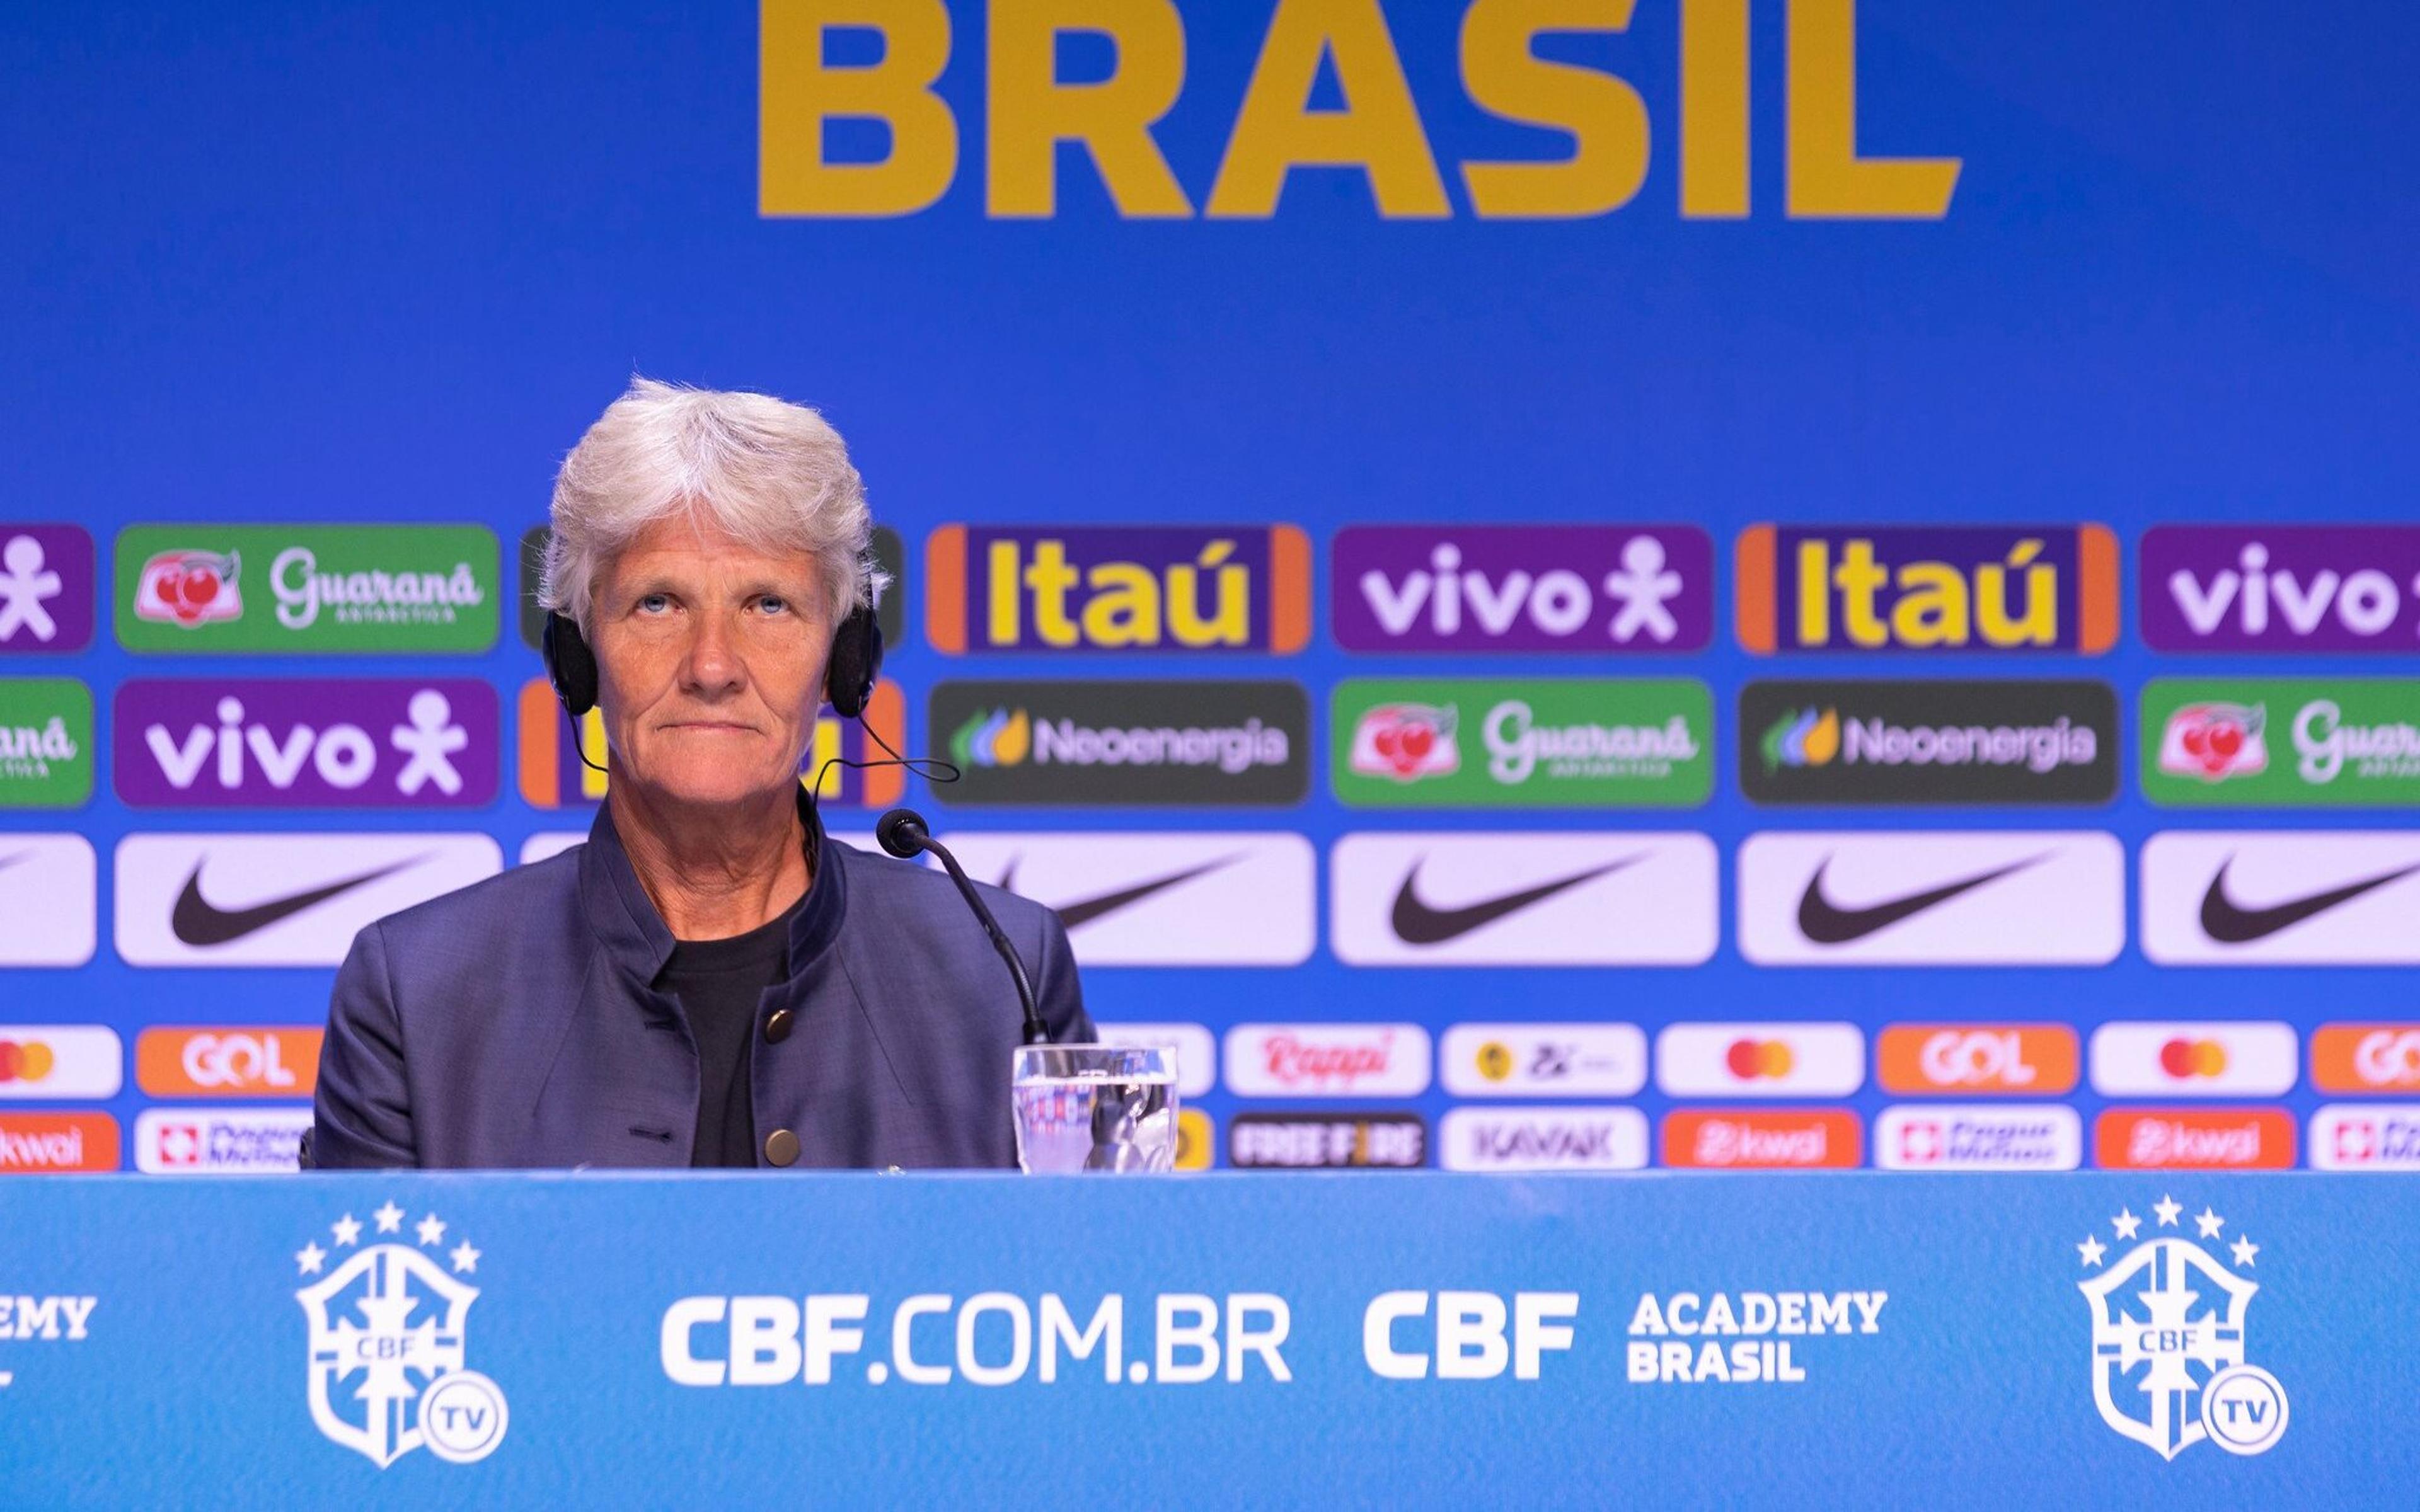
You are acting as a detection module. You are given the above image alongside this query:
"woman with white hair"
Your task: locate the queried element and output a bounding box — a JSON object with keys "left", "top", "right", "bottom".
{"left": 306, "top": 379, "right": 1090, "bottom": 1170}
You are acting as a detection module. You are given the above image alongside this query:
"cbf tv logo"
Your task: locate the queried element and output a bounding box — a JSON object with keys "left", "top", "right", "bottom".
{"left": 2074, "top": 1195, "right": 2285, "bottom": 1460}
{"left": 293, "top": 1201, "right": 507, "bottom": 1468}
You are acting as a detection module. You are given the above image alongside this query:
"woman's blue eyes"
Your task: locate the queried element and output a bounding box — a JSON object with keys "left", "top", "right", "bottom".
{"left": 633, "top": 594, "right": 789, "bottom": 615}
{"left": 638, "top": 594, "right": 669, "bottom": 613}
{"left": 755, "top": 595, "right": 788, "bottom": 615}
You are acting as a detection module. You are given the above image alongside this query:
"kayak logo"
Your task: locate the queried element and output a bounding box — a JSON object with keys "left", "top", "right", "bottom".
{"left": 135, "top": 1028, "right": 321, "bottom": 1097}
{"left": 2157, "top": 702, "right": 2266, "bottom": 782}
{"left": 2075, "top": 1194, "right": 2285, "bottom": 1459}
{"left": 928, "top": 681, "right": 1306, "bottom": 806}
{"left": 1736, "top": 524, "right": 2119, "bottom": 654}
{"left": 2089, "top": 1023, "right": 2297, "bottom": 1098}
{"left": 1439, "top": 1023, "right": 1647, "bottom": 1098}
{"left": 1877, "top": 1025, "right": 2080, "bottom": 1096}
{"left": 1223, "top": 1024, "right": 1431, "bottom": 1098}
{"left": 114, "top": 833, "right": 502, "bottom": 966}
{"left": 516, "top": 679, "right": 906, "bottom": 809}
{"left": 942, "top": 830, "right": 1315, "bottom": 966}
{"left": 133, "top": 548, "right": 243, "bottom": 627}
{"left": 2141, "top": 832, "right": 2420, "bottom": 964}
{"left": 0, "top": 835, "right": 96, "bottom": 966}
{"left": 0, "top": 1113, "right": 120, "bottom": 1173}
{"left": 2095, "top": 1111, "right": 2295, "bottom": 1171}
{"left": 1330, "top": 525, "right": 1712, "bottom": 653}
{"left": 1331, "top": 832, "right": 1718, "bottom": 965}
{"left": 1228, "top": 1113, "right": 1427, "bottom": 1169}
{"left": 1349, "top": 702, "right": 1458, "bottom": 783}
{"left": 1741, "top": 680, "right": 2115, "bottom": 805}
{"left": 0, "top": 524, "right": 95, "bottom": 651}
{"left": 2310, "top": 1025, "right": 2420, "bottom": 1093}
{"left": 1663, "top": 1111, "right": 1862, "bottom": 1169}
{"left": 2311, "top": 1106, "right": 2420, "bottom": 1170}
{"left": 1739, "top": 832, "right": 2124, "bottom": 965}
{"left": 1876, "top": 1106, "right": 2080, "bottom": 1170}
{"left": 2144, "top": 682, "right": 2420, "bottom": 807}
{"left": 1440, "top": 1108, "right": 1649, "bottom": 1172}
{"left": 115, "top": 679, "right": 498, "bottom": 808}
{"left": 926, "top": 524, "right": 1310, "bottom": 654}
{"left": 1655, "top": 1023, "right": 1864, "bottom": 1099}
{"left": 0, "top": 1027, "right": 122, "bottom": 1099}
{"left": 135, "top": 1108, "right": 312, "bottom": 1173}
{"left": 1335, "top": 679, "right": 1711, "bottom": 809}
{"left": 2141, "top": 525, "right": 2420, "bottom": 651}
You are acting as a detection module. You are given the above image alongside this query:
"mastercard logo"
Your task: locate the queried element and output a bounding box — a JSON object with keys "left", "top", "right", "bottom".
{"left": 1725, "top": 1038, "right": 1795, "bottom": 1080}
{"left": 2159, "top": 1038, "right": 2229, "bottom": 1079}
{"left": 0, "top": 1040, "right": 56, "bottom": 1083}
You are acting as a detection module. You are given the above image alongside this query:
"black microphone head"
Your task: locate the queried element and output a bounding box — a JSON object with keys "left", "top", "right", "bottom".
{"left": 875, "top": 808, "right": 930, "bottom": 859}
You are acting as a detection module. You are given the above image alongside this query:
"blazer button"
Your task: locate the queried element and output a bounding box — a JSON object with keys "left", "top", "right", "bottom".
{"left": 764, "top": 1128, "right": 800, "bottom": 1167}
{"left": 764, "top": 1008, "right": 794, "bottom": 1043}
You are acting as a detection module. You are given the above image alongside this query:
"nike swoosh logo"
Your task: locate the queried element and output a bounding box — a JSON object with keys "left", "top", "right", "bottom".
{"left": 170, "top": 857, "right": 422, "bottom": 947}
{"left": 996, "top": 854, "right": 1244, "bottom": 931}
{"left": 1796, "top": 854, "right": 2046, "bottom": 944}
{"left": 2199, "top": 857, "right": 2420, "bottom": 944}
{"left": 1391, "top": 856, "right": 1641, "bottom": 946}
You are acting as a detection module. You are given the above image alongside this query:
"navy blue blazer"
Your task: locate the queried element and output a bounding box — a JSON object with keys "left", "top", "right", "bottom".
{"left": 307, "top": 797, "right": 1090, "bottom": 1169}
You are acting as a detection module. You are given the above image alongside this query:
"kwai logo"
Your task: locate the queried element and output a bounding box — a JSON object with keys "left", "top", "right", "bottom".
{"left": 2144, "top": 681, "right": 2420, "bottom": 806}
{"left": 114, "top": 679, "right": 497, "bottom": 808}
{"left": 117, "top": 525, "right": 498, "bottom": 653}
{"left": 0, "top": 679, "right": 91, "bottom": 807}
{"left": 925, "top": 524, "right": 1310, "bottom": 653}
{"left": 930, "top": 680, "right": 1306, "bottom": 806}
{"left": 2141, "top": 525, "right": 2420, "bottom": 651}
{"left": 2073, "top": 1194, "right": 2286, "bottom": 1459}
{"left": 1736, "top": 525, "right": 2119, "bottom": 654}
{"left": 0, "top": 525, "right": 95, "bottom": 652}
{"left": 294, "top": 1200, "right": 507, "bottom": 1467}
{"left": 1742, "top": 680, "right": 2113, "bottom": 805}
{"left": 1330, "top": 525, "right": 1712, "bottom": 653}
{"left": 1334, "top": 679, "right": 1710, "bottom": 808}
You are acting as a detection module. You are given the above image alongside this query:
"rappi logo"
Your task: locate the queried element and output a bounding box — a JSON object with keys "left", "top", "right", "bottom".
{"left": 2158, "top": 703, "right": 2267, "bottom": 782}
{"left": 1348, "top": 702, "right": 1459, "bottom": 782}
{"left": 925, "top": 525, "right": 1310, "bottom": 655}
{"left": 132, "top": 549, "right": 243, "bottom": 627}
{"left": 2141, "top": 525, "right": 2420, "bottom": 652}
{"left": 1223, "top": 1024, "right": 1431, "bottom": 1097}
{"left": 1331, "top": 525, "right": 1711, "bottom": 653}
{"left": 2311, "top": 1024, "right": 2420, "bottom": 1093}
{"left": 135, "top": 1028, "right": 322, "bottom": 1097}
{"left": 1736, "top": 525, "right": 2119, "bottom": 654}
{"left": 1877, "top": 1025, "right": 2081, "bottom": 1096}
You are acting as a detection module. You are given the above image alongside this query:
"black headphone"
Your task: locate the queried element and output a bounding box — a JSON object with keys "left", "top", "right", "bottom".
{"left": 542, "top": 566, "right": 884, "bottom": 721}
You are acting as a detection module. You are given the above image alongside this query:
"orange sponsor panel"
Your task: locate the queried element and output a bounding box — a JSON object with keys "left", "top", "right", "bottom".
{"left": 2311, "top": 1024, "right": 2420, "bottom": 1094}
{"left": 1662, "top": 1109, "right": 1862, "bottom": 1169}
{"left": 2094, "top": 1108, "right": 2294, "bottom": 1170}
{"left": 135, "top": 1028, "right": 322, "bottom": 1097}
{"left": 1877, "top": 1024, "right": 2079, "bottom": 1095}
{"left": 0, "top": 1112, "right": 120, "bottom": 1173}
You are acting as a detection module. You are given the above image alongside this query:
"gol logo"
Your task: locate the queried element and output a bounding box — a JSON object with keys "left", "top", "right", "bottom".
{"left": 1726, "top": 1038, "right": 1795, "bottom": 1081}
{"left": 1878, "top": 1025, "right": 2079, "bottom": 1094}
{"left": 136, "top": 1028, "right": 322, "bottom": 1097}
{"left": 2160, "top": 1037, "right": 2229, "bottom": 1080}
{"left": 2312, "top": 1025, "right": 2420, "bottom": 1092}
{"left": 0, "top": 1039, "right": 57, "bottom": 1084}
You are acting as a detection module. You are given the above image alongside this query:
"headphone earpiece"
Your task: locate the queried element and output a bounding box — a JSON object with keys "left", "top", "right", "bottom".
{"left": 824, "top": 598, "right": 883, "bottom": 719}
{"left": 542, "top": 610, "right": 599, "bottom": 717}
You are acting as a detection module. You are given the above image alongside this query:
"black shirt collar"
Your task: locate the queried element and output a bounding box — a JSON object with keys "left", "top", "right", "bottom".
{"left": 579, "top": 786, "right": 848, "bottom": 984}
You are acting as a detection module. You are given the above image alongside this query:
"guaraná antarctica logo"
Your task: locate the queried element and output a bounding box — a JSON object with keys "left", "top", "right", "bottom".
{"left": 2073, "top": 1194, "right": 2286, "bottom": 1460}
{"left": 293, "top": 1201, "right": 507, "bottom": 1468}
{"left": 118, "top": 525, "right": 499, "bottom": 653}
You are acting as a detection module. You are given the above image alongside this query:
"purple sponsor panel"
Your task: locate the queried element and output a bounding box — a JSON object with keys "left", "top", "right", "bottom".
{"left": 2141, "top": 525, "right": 2420, "bottom": 652}
{"left": 113, "top": 678, "right": 499, "bottom": 807}
{"left": 1330, "top": 524, "right": 1712, "bottom": 653}
{"left": 0, "top": 524, "right": 95, "bottom": 653}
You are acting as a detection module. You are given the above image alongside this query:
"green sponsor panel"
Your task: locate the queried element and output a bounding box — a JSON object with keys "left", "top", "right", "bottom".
{"left": 115, "top": 524, "right": 499, "bottom": 653}
{"left": 1331, "top": 678, "right": 1711, "bottom": 808}
{"left": 2142, "top": 678, "right": 2420, "bottom": 806}
{"left": 0, "top": 677, "right": 93, "bottom": 806}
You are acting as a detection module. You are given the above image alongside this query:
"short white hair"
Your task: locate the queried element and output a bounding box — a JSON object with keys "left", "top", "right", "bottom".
{"left": 541, "top": 377, "right": 885, "bottom": 633}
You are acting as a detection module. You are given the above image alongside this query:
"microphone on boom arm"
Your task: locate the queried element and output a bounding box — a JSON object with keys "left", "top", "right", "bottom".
{"left": 875, "top": 808, "right": 1051, "bottom": 1048}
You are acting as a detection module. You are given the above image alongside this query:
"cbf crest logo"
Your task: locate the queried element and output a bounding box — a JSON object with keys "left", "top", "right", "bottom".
{"left": 292, "top": 1200, "right": 509, "bottom": 1467}
{"left": 2074, "top": 1194, "right": 2287, "bottom": 1460}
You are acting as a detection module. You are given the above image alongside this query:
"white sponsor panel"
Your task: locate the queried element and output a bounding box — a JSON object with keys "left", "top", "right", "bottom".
{"left": 1330, "top": 831, "right": 1717, "bottom": 966}
{"left": 0, "top": 834, "right": 96, "bottom": 966}
{"left": 938, "top": 831, "right": 1315, "bottom": 967}
{"left": 2141, "top": 831, "right": 2420, "bottom": 965}
{"left": 2088, "top": 1022, "right": 2298, "bottom": 1097}
{"left": 0, "top": 1025, "right": 122, "bottom": 1099}
{"left": 1095, "top": 1022, "right": 1218, "bottom": 1098}
{"left": 1439, "top": 1022, "right": 1647, "bottom": 1097}
{"left": 115, "top": 833, "right": 502, "bottom": 966}
{"left": 1441, "top": 1106, "right": 1649, "bottom": 1171}
{"left": 2310, "top": 1105, "right": 2420, "bottom": 1171}
{"left": 1223, "top": 1023, "right": 1432, "bottom": 1097}
{"left": 1738, "top": 830, "right": 2124, "bottom": 965}
{"left": 1656, "top": 1022, "right": 1865, "bottom": 1098}
{"left": 519, "top": 832, "right": 584, "bottom": 865}
{"left": 1876, "top": 1104, "right": 2081, "bottom": 1171}
{"left": 134, "top": 1106, "right": 313, "bottom": 1172}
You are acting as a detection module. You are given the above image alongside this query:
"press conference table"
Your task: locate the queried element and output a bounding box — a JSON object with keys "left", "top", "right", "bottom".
{"left": 1, "top": 1173, "right": 2407, "bottom": 1508}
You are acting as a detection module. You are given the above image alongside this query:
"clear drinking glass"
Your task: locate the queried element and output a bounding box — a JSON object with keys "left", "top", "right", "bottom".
{"left": 1011, "top": 1043, "right": 1178, "bottom": 1173}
